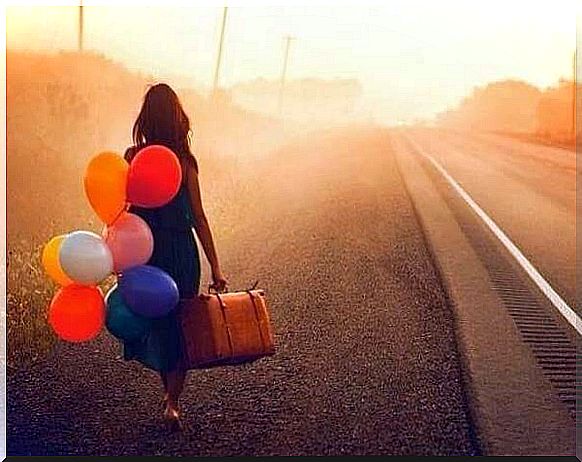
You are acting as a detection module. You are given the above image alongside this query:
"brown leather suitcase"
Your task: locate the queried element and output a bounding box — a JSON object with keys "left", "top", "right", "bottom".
{"left": 178, "top": 289, "right": 275, "bottom": 369}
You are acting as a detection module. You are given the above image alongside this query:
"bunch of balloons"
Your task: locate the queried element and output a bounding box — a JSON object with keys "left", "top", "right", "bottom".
{"left": 42, "top": 145, "right": 183, "bottom": 343}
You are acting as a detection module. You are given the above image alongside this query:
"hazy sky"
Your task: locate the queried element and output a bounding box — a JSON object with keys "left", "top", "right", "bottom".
{"left": 6, "top": 2, "right": 578, "bottom": 123}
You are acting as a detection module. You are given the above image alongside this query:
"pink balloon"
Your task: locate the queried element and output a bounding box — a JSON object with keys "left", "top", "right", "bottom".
{"left": 103, "top": 212, "right": 154, "bottom": 272}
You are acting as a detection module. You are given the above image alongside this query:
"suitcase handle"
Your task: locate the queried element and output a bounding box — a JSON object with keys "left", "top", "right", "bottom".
{"left": 207, "top": 279, "right": 259, "bottom": 294}
{"left": 208, "top": 285, "right": 227, "bottom": 295}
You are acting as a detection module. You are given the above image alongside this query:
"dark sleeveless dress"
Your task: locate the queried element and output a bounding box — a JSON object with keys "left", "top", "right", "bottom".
{"left": 122, "top": 147, "right": 201, "bottom": 373}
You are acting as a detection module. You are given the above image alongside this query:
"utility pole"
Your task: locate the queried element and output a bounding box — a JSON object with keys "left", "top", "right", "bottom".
{"left": 572, "top": 51, "right": 577, "bottom": 141}
{"left": 212, "top": 7, "right": 228, "bottom": 97}
{"left": 277, "top": 35, "right": 294, "bottom": 115}
{"left": 78, "top": 0, "right": 84, "bottom": 52}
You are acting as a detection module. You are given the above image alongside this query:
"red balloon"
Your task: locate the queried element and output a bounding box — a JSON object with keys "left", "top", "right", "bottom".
{"left": 48, "top": 285, "right": 105, "bottom": 342}
{"left": 126, "top": 145, "right": 182, "bottom": 208}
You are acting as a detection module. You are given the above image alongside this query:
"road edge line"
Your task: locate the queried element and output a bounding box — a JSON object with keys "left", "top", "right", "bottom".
{"left": 405, "top": 136, "right": 581, "bottom": 336}
{"left": 393, "top": 131, "right": 575, "bottom": 455}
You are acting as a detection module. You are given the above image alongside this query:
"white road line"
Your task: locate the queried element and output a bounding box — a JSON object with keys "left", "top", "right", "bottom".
{"left": 405, "top": 135, "right": 581, "bottom": 337}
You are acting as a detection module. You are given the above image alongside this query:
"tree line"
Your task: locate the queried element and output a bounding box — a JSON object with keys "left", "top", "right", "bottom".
{"left": 437, "top": 79, "right": 578, "bottom": 146}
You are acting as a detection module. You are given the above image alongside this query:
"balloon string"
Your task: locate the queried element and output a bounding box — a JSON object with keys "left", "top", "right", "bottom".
{"left": 104, "top": 203, "right": 130, "bottom": 283}
{"left": 109, "top": 202, "right": 130, "bottom": 227}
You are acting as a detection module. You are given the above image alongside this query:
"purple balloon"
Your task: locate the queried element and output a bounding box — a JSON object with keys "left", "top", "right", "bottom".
{"left": 118, "top": 265, "right": 179, "bottom": 318}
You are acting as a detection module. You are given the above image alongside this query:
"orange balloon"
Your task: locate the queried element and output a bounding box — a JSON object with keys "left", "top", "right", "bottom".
{"left": 84, "top": 152, "right": 129, "bottom": 225}
{"left": 48, "top": 285, "right": 105, "bottom": 342}
{"left": 42, "top": 235, "right": 73, "bottom": 286}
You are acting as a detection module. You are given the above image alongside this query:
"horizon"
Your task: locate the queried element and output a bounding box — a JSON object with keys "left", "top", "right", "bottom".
{"left": 6, "top": 3, "right": 579, "bottom": 124}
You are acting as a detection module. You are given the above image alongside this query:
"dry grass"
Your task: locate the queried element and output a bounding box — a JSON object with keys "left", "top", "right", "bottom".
{"left": 7, "top": 50, "right": 287, "bottom": 371}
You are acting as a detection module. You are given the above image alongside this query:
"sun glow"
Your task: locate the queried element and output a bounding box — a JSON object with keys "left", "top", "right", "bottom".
{"left": 6, "top": 2, "right": 578, "bottom": 123}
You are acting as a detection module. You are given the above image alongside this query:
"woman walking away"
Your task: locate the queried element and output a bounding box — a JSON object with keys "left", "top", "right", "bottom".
{"left": 123, "top": 83, "right": 228, "bottom": 431}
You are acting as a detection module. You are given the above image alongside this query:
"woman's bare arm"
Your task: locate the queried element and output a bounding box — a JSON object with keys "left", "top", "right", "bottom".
{"left": 184, "top": 157, "right": 227, "bottom": 291}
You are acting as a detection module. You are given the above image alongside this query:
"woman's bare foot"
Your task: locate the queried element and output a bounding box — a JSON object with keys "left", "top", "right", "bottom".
{"left": 163, "top": 403, "right": 184, "bottom": 432}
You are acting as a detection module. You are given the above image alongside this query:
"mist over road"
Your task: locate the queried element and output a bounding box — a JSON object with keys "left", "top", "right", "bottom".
{"left": 7, "top": 128, "right": 478, "bottom": 456}
{"left": 8, "top": 126, "right": 576, "bottom": 456}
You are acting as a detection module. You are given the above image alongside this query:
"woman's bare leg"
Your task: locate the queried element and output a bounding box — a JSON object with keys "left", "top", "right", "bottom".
{"left": 165, "top": 367, "right": 187, "bottom": 410}
{"left": 162, "top": 367, "right": 186, "bottom": 431}
{"left": 160, "top": 372, "right": 169, "bottom": 405}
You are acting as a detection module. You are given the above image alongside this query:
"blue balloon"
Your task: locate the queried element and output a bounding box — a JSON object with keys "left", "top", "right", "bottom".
{"left": 118, "top": 265, "right": 179, "bottom": 318}
{"left": 105, "top": 286, "right": 151, "bottom": 342}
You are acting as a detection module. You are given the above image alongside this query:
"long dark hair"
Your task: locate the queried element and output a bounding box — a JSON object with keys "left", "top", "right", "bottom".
{"left": 132, "top": 83, "right": 192, "bottom": 159}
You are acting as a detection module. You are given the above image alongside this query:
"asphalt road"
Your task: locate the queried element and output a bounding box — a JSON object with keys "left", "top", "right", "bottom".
{"left": 400, "top": 128, "right": 576, "bottom": 314}
{"left": 7, "top": 128, "right": 478, "bottom": 456}
{"left": 393, "top": 128, "right": 577, "bottom": 455}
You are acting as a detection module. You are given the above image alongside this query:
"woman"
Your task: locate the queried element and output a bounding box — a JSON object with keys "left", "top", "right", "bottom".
{"left": 123, "top": 83, "right": 227, "bottom": 430}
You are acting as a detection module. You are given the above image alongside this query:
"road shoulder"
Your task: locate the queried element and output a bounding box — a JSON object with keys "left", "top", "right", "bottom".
{"left": 392, "top": 132, "right": 575, "bottom": 456}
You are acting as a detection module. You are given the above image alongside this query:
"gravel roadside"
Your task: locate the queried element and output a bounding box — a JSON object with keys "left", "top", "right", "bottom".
{"left": 7, "top": 128, "right": 478, "bottom": 456}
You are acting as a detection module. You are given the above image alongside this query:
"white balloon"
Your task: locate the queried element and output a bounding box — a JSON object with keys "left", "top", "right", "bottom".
{"left": 59, "top": 231, "right": 113, "bottom": 284}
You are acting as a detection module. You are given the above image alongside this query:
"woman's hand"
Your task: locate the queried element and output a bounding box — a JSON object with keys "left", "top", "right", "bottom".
{"left": 210, "top": 268, "right": 228, "bottom": 293}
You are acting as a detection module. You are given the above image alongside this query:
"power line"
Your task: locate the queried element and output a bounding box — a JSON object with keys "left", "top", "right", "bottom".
{"left": 212, "top": 7, "right": 228, "bottom": 96}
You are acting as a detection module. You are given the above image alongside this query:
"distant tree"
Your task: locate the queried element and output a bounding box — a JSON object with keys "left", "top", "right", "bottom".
{"left": 536, "top": 79, "right": 576, "bottom": 142}
{"left": 438, "top": 79, "right": 541, "bottom": 133}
